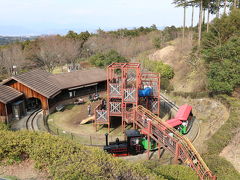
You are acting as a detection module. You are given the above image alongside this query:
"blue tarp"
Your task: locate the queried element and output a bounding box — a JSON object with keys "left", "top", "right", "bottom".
{"left": 138, "top": 87, "right": 152, "bottom": 97}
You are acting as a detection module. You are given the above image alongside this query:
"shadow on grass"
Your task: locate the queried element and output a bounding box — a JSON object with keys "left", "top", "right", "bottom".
{"left": 64, "top": 104, "right": 75, "bottom": 110}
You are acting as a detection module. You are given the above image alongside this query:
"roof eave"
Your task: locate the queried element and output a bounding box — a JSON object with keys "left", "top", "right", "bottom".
{"left": 11, "top": 77, "right": 51, "bottom": 99}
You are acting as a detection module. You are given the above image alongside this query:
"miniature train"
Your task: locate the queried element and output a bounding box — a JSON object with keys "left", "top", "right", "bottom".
{"left": 103, "top": 105, "right": 194, "bottom": 156}
{"left": 166, "top": 104, "right": 194, "bottom": 135}
{"left": 104, "top": 129, "right": 156, "bottom": 156}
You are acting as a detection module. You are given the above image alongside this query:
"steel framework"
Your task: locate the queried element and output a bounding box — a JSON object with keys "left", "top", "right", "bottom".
{"left": 95, "top": 63, "right": 160, "bottom": 132}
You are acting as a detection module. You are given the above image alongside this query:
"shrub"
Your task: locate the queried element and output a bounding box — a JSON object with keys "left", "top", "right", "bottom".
{"left": 161, "top": 78, "right": 174, "bottom": 91}
{"left": 203, "top": 154, "right": 240, "bottom": 180}
{"left": 141, "top": 59, "right": 175, "bottom": 91}
{"left": 0, "top": 129, "right": 164, "bottom": 180}
{"left": 206, "top": 95, "right": 240, "bottom": 154}
{"left": 153, "top": 37, "right": 162, "bottom": 49}
{"left": 201, "top": 10, "right": 240, "bottom": 94}
{"left": 203, "top": 95, "right": 240, "bottom": 179}
{"left": 142, "top": 59, "right": 174, "bottom": 80}
{"left": 153, "top": 165, "right": 198, "bottom": 180}
{"left": 90, "top": 50, "right": 128, "bottom": 67}
{"left": 0, "top": 123, "right": 8, "bottom": 131}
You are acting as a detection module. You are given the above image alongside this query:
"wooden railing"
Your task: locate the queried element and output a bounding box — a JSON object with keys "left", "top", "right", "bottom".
{"left": 95, "top": 104, "right": 108, "bottom": 124}
{"left": 133, "top": 105, "right": 216, "bottom": 180}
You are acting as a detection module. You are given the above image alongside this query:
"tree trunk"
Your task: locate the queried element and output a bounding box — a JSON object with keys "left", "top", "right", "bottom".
{"left": 224, "top": 0, "right": 227, "bottom": 14}
{"left": 233, "top": 0, "right": 237, "bottom": 8}
{"left": 207, "top": 8, "right": 210, "bottom": 32}
{"left": 191, "top": 5, "right": 194, "bottom": 27}
{"left": 203, "top": 9, "right": 206, "bottom": 24}
{"left": 217, "top": 0, "right": 220, "bottom": 18}
{"left": 198, "top": 0, "right": 203, "bottom": 48}
{"left": 183, "top": 6, "right": 186, "bottom": 39}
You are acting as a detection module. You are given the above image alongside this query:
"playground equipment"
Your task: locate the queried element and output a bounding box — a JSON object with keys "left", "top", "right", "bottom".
{"left": 104, "top": 105, "right": 216, "bottom": 180}
{"left": 95, "top": 63, "right": 160, "bottom": 132}
{"left": 95, "top": 63, "right": 216, "bottom": 180}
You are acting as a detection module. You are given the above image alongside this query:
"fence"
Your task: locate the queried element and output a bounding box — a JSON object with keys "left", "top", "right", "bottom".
{"left": 43, "top": 92, "right": 188, "bottom": 147}
{"left": 45, "top": 116, "right": 123, "bottom": 146}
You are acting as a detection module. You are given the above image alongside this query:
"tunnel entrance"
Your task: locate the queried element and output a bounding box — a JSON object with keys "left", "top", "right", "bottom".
{"left": 26, "top": 97, "right": 42, "bottom": 112}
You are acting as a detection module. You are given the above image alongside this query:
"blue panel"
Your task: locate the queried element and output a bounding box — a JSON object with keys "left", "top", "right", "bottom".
{"left": 138, "top": 87, "right": 152, "bottom": 97}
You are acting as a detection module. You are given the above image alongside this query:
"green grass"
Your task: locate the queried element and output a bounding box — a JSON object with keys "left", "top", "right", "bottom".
{"left": 3, "top": 176, "right": 19, "bottom": 180}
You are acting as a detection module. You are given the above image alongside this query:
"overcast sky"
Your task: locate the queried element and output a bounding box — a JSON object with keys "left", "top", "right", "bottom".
{"left": 0, "top": 0, "right": 208, "bottom": 36}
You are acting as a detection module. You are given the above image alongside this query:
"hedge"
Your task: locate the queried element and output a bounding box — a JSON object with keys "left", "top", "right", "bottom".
{"left": 153, "top": 165, "right": 198, "bottom": 180}
{"left": 0, "top": 124, "right": 164, "bottom": 180}
{"left": 203, "top": 95, "right": 240, "bottom": 179}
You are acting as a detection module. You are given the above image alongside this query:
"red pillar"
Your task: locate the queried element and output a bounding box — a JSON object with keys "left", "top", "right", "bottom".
{"left": 147, "top": 120, "right": 151, "bottom": 160}
{"left": 174, "top": 143, "right": 180, "bottom": 164}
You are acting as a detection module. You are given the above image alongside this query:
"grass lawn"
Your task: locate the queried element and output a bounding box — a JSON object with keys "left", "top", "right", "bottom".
{"left": 48, "top": 98, "right": 125, "bottom": 145}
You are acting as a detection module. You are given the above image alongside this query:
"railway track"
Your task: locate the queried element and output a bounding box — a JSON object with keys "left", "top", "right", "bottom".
{"left": 134, "top": 106, "right": 215, "bottom": 179}
{"left": 26, "top": 109, "right": 42, "bottom": 131}
{"left": 160, "top": 93, "right": 199, "bottom": 142}
{"left": 160, "top": 93, "right": 179, "bottom": 111}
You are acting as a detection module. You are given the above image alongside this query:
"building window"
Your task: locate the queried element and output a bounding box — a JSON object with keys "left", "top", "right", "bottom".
{"left": 69, "top": 91, "right": 76, "bottom": 98}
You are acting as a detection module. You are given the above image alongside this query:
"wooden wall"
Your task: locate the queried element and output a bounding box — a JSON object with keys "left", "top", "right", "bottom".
{"left": 0, "top": 102, "right": 6, "bottom": 123}
{"left": 10, "top": 82, "right": 48, "bottom": 110}
{"left": 0, "top": 102, "right": 6, "bottom": 116}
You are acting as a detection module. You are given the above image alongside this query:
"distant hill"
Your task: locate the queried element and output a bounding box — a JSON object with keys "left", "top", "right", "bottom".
{"left": 0, "top": 36, "right": 38, "bottom": 45}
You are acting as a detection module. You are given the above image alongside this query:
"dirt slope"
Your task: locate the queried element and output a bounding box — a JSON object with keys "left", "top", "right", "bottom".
{"left": 149, "top": 38, "right": 207, "bottom": 92}
{"left": 0, "top": 160, "right": 49, "bottom": 180}
{"left": 220, "top": 130, "right": 240, "bottom": 172}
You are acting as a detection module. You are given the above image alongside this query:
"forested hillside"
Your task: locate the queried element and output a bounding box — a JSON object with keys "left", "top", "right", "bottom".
{"left": 0, "top": 36, "right": 37, "bottom": 45}
{"left": 0, "top": 25, "right": 180, "bottom": 80}
{"left": 202, "top": 10, "right": 240, "bottom": 94}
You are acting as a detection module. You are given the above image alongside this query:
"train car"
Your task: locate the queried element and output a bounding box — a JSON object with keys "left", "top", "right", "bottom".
{"left": 103, "top": 129, "right": 154, "bottom": 156}
{"left": 166, "top": 104, "right": 194, "bottom": 134}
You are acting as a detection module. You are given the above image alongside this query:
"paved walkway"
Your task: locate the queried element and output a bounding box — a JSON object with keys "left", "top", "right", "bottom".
{"left": 11, "top": 112, "right": 32, "bottom": 131}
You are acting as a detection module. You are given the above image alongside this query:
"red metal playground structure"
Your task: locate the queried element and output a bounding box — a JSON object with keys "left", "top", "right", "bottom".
{"left": 94, "top": 63, "right": 216, "bottom": 180}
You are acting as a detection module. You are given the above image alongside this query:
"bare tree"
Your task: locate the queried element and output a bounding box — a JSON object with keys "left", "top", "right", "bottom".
{"left": 0, "top": 44, "right": 25, "bottom": 76}
{"left": 216, "top": 0, "right": 220, "bottom": 18}
{"left": 233, "top": 0, "right": 237, "bottom": 8}
{"left": 191, "top": 4, "right": 195, "bottom": 27}
{"left": 30, "top": 36, "right": 65, "bottom": 72}
{"left": 207, "top": 6, "right": 210, "bottom": 32}
{"left": 62, "top": 38, "right": 83, "bottom": 66}
{"left": 198, "top": 0, "right": 203, "bottom": 48}
{"left": 224, "top": 0, "right": 227, "bottom": 14}
{"left": 173, "top": 0, "right": 189, "bottom": 39}
{"left": 183, "top": 4, "right": 187, "bottom": 38}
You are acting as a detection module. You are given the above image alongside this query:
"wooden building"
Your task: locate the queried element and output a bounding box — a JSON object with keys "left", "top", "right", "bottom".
{"left": 0, "top": 85, "right": 23, "bottom": 123}
{"left": 1, "top": 68, "right": 107, "bottom": 123}
{"left": 3, "top": 69, "right": 61, "bottom": 113}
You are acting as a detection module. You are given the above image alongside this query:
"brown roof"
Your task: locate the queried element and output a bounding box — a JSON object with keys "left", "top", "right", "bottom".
{"left": 0, "top": 85, "right": 23, "bottom": 104}
{"left": 50, "top": 68, "right": 107, "bottom": 89}
{"left": 2, "top": 68, "right": 106, "bottom": 99}
{"left": 12, "top": 69, "right": 61, "bottom": 98}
